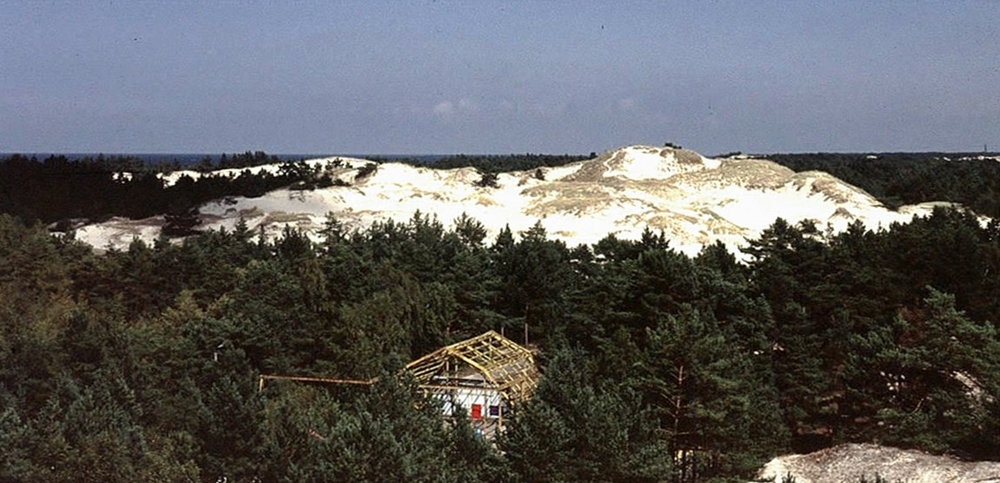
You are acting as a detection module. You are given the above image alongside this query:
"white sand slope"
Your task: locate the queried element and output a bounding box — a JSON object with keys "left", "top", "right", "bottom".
{"left": 757, "top": 443, "right": 1000, "bottom": 483}
{"left": 74, "top": 145, "right": 946, "bottom": 255}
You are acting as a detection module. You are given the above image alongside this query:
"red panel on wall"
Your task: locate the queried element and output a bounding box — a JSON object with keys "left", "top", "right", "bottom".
{"left": 471, "top": 404, "right": 482, "bottom": 420}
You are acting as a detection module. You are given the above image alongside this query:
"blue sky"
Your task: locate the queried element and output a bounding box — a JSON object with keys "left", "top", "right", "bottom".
{"left": 2, "top": 1, "right": 998, "bottom": 155}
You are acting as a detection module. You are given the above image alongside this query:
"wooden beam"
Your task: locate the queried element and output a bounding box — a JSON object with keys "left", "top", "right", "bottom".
{"left": 257, "top": 374, "right": 374, "bottom": 391}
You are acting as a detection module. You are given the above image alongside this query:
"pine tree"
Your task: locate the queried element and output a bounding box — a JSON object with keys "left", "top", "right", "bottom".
{"left": 850, "top": 287, "right": 1000, "bottom": 455}
{"left": 502, "top": 348, "right": 670, "bottom": 483}
{"left": 634, "top": 308, "right": 784, "bottom": 481}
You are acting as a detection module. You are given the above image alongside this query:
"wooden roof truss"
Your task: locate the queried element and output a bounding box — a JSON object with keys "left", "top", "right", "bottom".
{"left": 405, "top": 330, "right": 539, "bottom": 405}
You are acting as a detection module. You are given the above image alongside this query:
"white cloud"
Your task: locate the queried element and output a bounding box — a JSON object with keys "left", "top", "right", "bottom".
{"left": 432, "top": 97, "right": 477, "bottom": 120}
{"left": 433, "top": 101, "right": 455, "bottom": 117}
{"left": 458, "top": 97, "right": 476, "bottom": 111}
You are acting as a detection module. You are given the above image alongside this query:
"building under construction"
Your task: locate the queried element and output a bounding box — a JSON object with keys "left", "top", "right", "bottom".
{"left": 405, "top": 330, "right": 539, "bottom": 438}
{"left": 258, "top": 330, "right": 539, "bottom": 439}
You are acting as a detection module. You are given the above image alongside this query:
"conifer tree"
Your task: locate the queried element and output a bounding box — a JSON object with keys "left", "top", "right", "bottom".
{"left": 634, "top": 308, "right": 785, "bottom": 481}
{"left": 503, "top": 348, "right": 670, "bottom": 483}
{"left": 850, "top": 288, "right": 1000, "bottom": 456}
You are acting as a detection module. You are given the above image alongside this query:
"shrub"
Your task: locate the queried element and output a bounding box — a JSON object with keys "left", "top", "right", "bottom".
{"left": 475, "top": 172, "right": 499, "bottom": 188}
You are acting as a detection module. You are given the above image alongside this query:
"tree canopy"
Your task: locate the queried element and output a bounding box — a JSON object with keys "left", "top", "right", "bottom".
{"left": 4, "top": 150, "right": 1000, "bottom": 481}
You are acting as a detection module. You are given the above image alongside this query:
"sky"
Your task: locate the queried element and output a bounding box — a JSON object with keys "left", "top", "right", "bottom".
{"left": 1, "top": 1, "right": 998, "bottom": 155}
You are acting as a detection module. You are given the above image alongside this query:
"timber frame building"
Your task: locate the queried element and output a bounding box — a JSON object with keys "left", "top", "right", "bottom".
{"left": 258, "top": 330, "right": 539, "bottom": 439}
{"left": 405, "top": 330, "right": 539, "bottom": 436}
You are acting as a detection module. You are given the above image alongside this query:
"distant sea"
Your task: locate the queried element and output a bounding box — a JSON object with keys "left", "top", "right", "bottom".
{"left": 0, "top": 153, "right": 447, "bottom": 166}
